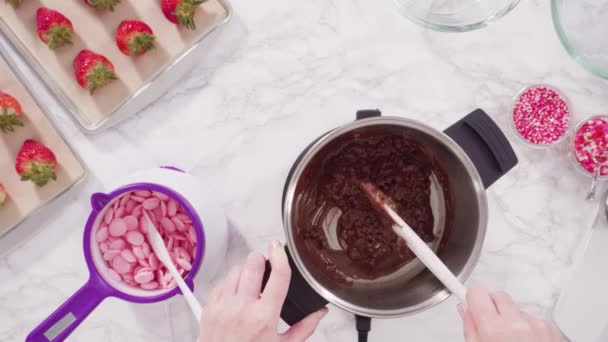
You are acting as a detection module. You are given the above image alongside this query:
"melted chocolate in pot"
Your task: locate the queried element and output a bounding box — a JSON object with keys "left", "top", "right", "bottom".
{"left": 293, "top": 129, "right": 453, "bottom": 285}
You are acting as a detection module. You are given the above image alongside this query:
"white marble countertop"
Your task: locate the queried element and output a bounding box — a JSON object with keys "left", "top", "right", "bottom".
{"left": 2, "top": 0, "right": 608, "bottom": 341}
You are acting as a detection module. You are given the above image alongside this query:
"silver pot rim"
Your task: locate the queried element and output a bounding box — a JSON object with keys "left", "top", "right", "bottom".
{"left": 282, "top": 116, "right": 488, "bottom": 318}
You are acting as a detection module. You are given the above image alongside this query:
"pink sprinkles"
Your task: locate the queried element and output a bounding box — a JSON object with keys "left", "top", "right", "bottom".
{"left": 574, "top": 117, "right": 608, "bottom": 176}
{"left": 513, "top": 86, "right": 570, "bottom": 145}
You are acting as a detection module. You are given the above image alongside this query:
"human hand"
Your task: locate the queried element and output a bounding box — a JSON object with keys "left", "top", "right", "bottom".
{"left": 458, "top": 286, "right": 563, "bottom": 342}
{"left": 199, "top": 241, "right": 328, "bottom": 342}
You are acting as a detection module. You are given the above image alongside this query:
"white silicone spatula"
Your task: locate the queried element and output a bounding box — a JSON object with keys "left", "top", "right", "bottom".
{"left": 143, "top": 211, "right": 203, "bottom": 320}
{"left": 360, "top": 182, "right": 467, "bottom": 302}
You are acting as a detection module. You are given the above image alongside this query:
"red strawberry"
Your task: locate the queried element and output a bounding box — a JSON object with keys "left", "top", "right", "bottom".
{"left": 5, "top": 0, "right": 23, "bottom": 8}
{"left": 0, "top": 92, "right": 25, "bottom": 133}
{"left": 73, "top": 49, "right": 117, "bottom": 93}
{"left": 36, "top": 7, "right": 74, "bottom": 50}
{"left": 161, "top": 0, "right": 207, "bottom": 30}
{"left": 84, "top": 0, "right": 120, "bottom": 11}
{"left": 0, "top": 183, "right": 7, "bottom": 206}
{"left": 116, "top": 20, "right": 155, "bottom": 56}
{"left": 16, "top": 139, "right": 58, "bottom": 187}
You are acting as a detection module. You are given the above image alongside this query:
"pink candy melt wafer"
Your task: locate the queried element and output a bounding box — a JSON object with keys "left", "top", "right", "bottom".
{"left": 131, "top": 195, "right": 145, "bottom": 203}
{"left": 124, "top": 215, "right": 139, "bottom": 230}
{"left": 187, "top": 226, "right": 196, "bottom": 244}
{"left": 139, "top": 216, "right": 148, "bottom": 234}
{"left": 95, "top": 226, "right": 109, "bottom": 243}
{"left": 135, "top": 190, "right": 152, "bottom": 198}
{"left": 132, "top": 204, "right": 143, "bottom": 218}
{"left": 104, "top": 207, "right": 114, "bottom": 225}
{"left": 149, "top": 254, "right": 159, "bottom": 270}
{"left": 176, "top": 258, "right": 192, "bottom": 271}
{"left": 126, "top": 231, "right": 145, "bottom": 245}
{"left": 125, "top": 200, "right": 137, "bottom": 214}
{"left": 161, "top": 200, "right": 167, "bottom": 217}
{"left": 172, "top": 217, "right": 186, "bottom": 232}
{"left": 103, "top": 250, "right": 121, "bottom": 261}
{"left": 175, "top": 213, "right": 191, "bottom": 223}
{"left": 143, "top": 198, "right": 160, "bottom": 210}
{"left": 108, "top": 268, "right": 122, "bottom": 282}
{"left": 112, "top": 255, "right": 133, "bottom": 275}
{"left": 109, "top": 219, "right": 127, "bottom": 237}
{"left": 120, "top": 194, "right": 131, "bottom": 207}
{"left": 142, "top": 242, "right": 151, "bottom": 257}
{"left": 95, "top": 189, "right": 199, "bottom": 291}
{"left": 175, "top": 247, "right": 189, "bottom": 261}
{"left": 168, "top": 200, "right": 178, "bottom": 217}
{"left": 134, "top": 270, "right": 155, "bottom": 284}
{"left": 161, "top": 217, "right": 176, "bottom": 233}
{"left": 109, "top": 239, "right": 126, "bottom": 250}
{"left": 153, "top": 191, "right": 169, "bottom": 201}
{"left": 152, "top": 207, "right": 163, "bottom": 221}
{"left": 167, "top": 235, "right": 175, "bottom": 250}
{"left": 121, "top": 249, "right": 137, "bottom": 263}
{"left": 140, "top": 281, "right": 159, "bottom": 290}
{"left": 133, "top": 245, "right": 145, "bottom": 259}
{"left": 115, "top": 206, "right": 125, "bottom": 219}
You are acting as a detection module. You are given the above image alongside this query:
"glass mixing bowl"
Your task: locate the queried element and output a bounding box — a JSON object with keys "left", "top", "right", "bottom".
{"left": 552, "top": 0, "right": 608, "bottom": 79}
{"left": 394, "top": 0, "right": 520, "bottom": 32}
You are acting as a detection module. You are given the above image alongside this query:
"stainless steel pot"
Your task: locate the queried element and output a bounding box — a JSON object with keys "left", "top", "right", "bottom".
{"left": 264, "top": 109, "right": 518, "bottom": 331}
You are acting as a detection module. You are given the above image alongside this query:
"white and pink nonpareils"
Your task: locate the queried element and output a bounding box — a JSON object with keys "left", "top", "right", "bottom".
{"left": 95, "top": 190, "right": 198, "bottom": 290}
{"left": 513, "top": 86, "right": 570, "bottom": 146}
{"left": 573, "top": 117, "right": 608, "bottom": 176}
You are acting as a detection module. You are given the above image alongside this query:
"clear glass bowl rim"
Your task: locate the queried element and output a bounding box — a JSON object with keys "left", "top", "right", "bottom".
{"left": 551, "top": 0, "right": 608, "bottom": 79}
{"left": 394, "top": 0, "right": 521, "bottom": 32}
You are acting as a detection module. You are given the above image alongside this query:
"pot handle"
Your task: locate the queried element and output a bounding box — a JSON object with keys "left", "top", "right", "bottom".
{"left": 262, "top": 247, "right": 329, "bottom": 326}
{"left": 444, "top": 109, "right": 518, "bottom": 189}
{"left": 356, "top": 109, "right": 382, "bottom": 120}
{"left": 26, "top": 274, "right": 110, "bottom": 342}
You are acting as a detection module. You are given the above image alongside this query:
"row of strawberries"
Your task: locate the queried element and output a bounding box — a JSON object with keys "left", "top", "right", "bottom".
{"left": 1, "top": 92, "right": 59, "bottom": 207}
{"left": 6, "top": 0, "right": 209, "bottom": 93}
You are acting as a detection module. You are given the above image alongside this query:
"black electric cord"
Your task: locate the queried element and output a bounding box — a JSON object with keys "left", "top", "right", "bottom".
{"left": 355, "top": 315, "right": 371, "bottom": 342}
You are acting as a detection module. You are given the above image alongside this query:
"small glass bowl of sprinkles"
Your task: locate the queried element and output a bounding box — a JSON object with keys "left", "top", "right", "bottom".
{"left": 511, "top": 85, "right": 571, "bottom": 148}
{"left": 569, "top": 115, "right": 608, "bottom": 179}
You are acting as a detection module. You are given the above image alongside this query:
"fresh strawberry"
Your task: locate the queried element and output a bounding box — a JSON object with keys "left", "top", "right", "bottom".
{"left": 36, "top": 7, "right": 74, "bottom": 50}
{"left": 116, "top": 20, "right": 155, "bottom": 56}
{"left": 161, "top": 0, "right": 207, "bottom": 30}
{"left": 73, "top": 49, "right": 117, "bottom": 93}
{"left": 15, "top": 139, "right": 57, "bottom": 187}
{"left": 5, "top": 0, "right": 23, "bottom": 8}
{"left": 0, "top": 92, "right": 25, "bottom": 133}
{"left": 84, "top": 0, "right": 120, "bottom": 11}
{"left": 0, "top": 183, "right": 7, "bottom": 206}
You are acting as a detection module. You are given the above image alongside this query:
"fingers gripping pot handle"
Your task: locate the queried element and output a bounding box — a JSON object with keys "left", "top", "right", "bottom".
{"left": 262, "top": 247, "right": 329, "bottom": 326}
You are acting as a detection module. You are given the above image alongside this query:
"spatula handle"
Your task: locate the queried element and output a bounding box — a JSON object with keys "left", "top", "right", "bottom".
{"left": 385, "top": 206, "right": 467, "bottom": 302}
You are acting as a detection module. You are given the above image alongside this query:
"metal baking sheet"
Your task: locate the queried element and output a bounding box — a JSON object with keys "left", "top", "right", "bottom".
{"left": 0, "top": 0, "right": 232, "bottom": 132}
{"left": 0, "top": 48, "right": 87, "bottom": 243}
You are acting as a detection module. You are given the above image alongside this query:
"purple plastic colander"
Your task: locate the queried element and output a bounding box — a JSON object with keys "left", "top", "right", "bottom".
{"left": 26, "top": 182, "right": 205, "bottom": 342}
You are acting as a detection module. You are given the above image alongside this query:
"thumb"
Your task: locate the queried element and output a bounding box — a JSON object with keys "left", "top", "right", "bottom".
{"left": 280, "top": 308, "right": 329, "bottom": 342}
{"left": 462, "top": 308, "right": 481, "bottom": 342}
